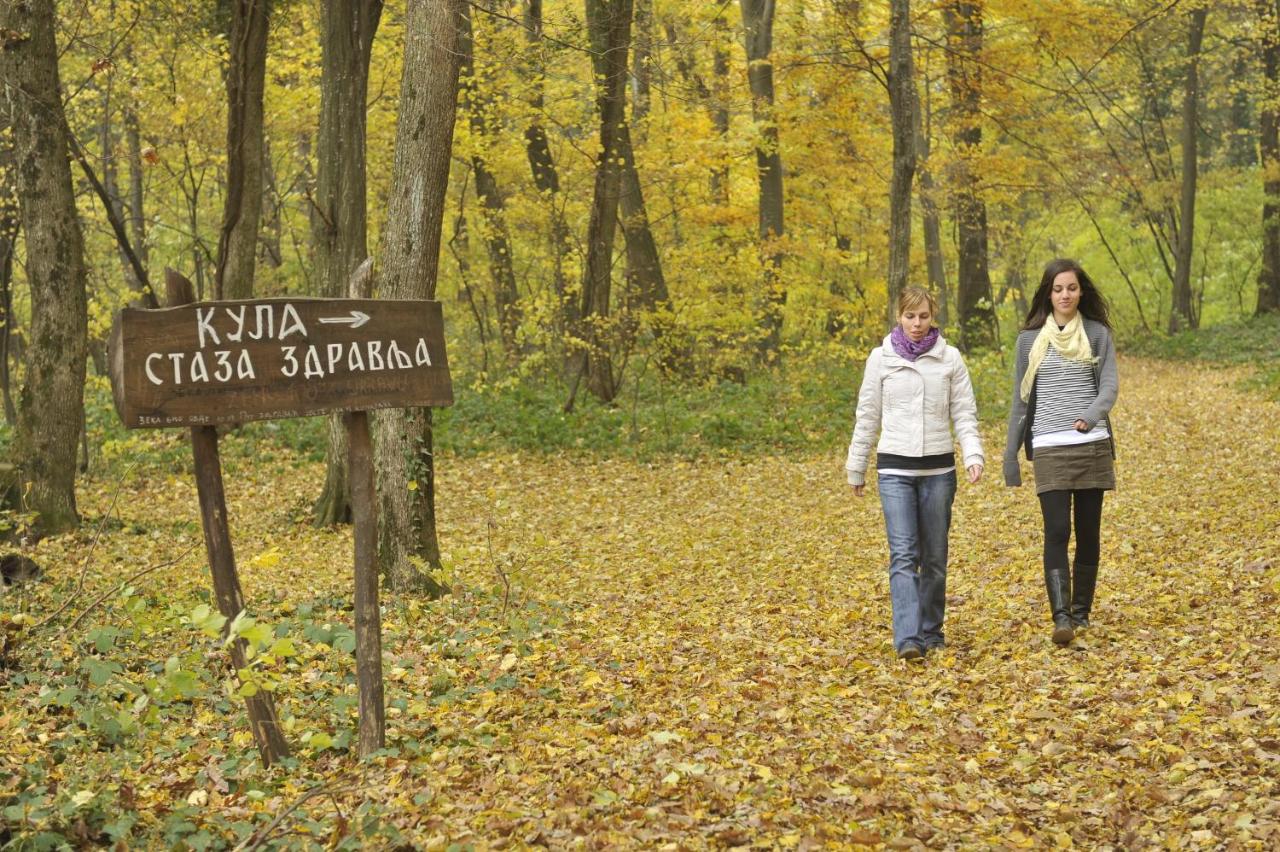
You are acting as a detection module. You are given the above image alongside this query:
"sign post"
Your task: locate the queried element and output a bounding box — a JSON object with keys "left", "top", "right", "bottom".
{"left": 108, "top": 265, "right": 452, "bottom": 761}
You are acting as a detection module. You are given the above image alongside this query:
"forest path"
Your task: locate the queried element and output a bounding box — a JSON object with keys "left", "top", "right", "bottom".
{"left": 432, "top": 355, "right": 1280, "bottom": 846}
{"left": 18, "top": 356, "right": 1279, "bottom": 847}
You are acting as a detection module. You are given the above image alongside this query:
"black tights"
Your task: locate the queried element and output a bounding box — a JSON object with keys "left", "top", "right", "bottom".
{"left": 1037, "top": 489, "right": 1104, "bottom": 574}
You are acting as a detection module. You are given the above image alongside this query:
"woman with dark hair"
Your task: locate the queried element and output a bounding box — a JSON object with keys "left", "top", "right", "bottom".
{"left": 1003, "top": 258, "right": 1118, "bottom": 646}
{"left": 847, "top": 287, "right": 984, "bottom": 661}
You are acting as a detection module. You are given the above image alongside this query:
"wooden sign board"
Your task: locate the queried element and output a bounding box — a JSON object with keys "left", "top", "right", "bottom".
{"left": 108, "top": 298, "right": 452, "bottom": 428}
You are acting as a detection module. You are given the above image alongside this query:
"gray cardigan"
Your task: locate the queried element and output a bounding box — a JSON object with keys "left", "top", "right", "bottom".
{"left": 1002, "top": 318, "right": 1118, "bottom": 486}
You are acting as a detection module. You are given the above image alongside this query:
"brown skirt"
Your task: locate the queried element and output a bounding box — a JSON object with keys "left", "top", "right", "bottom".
{"left": 1032, "top": 439, "right": 1116, "bottom": 494}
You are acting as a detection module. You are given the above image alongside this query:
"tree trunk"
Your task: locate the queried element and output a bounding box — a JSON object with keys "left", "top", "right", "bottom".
{"left": 944, "top": 0, "right": 996, "bottom": 350}
{"left": 0, "top": 0, "right": 90, "bottom": 535}
{"left": 1170, "top": 8, "right": 1206, "bottom": 333}
{"left": 711, "top": 16, "right": 732, "bottom": 207}
{"left": 460, "top": 4, "right": 521, "bottom": 359}
{"left": 374, "top": 0, "right": 466, "bottom": 595}
{"left": 122, "top": 100, "right": 155, "bottom": 308}
{"left": 521, "top": 0, "right": 571, "bottom": 326}
{"left": 886, "top": 0, "right": 915, "bottom": 322}
{"left": 916, "top": 65, "right": 948, "bottom": 324}
{"left": 617, "top": 122, "right": 668, "bottom": 315}
{"left": 578, "top": 0, "right": 633, "bottom": 403}
{"left": 215, "top": 0, "right": 270, "bottom": 301}
{"left": 312, "top": 0, "right": 383, "bottom": 528}
{"left": 740, "top": 0, "right": 785, "bottom": 357}
{"left": 0, "top": 127, "right": 17, "bottom": 425}
{"left": 1259, "top": 0, "right": 1280, "bottom": 315}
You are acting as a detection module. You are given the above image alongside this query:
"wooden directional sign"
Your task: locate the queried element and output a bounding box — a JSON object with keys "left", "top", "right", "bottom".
{"left": 108, "top": 297, "right": 452, "bottom": 428}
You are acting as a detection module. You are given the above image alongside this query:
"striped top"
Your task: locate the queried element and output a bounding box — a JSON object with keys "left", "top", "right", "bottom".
{"left": 1032, "top": 346, "right": 1103, "bottom": 435}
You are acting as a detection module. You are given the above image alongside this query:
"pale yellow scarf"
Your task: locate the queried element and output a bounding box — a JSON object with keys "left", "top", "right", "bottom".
{"left": 1019, "top": 313, "right": 1096, "bottom": 402}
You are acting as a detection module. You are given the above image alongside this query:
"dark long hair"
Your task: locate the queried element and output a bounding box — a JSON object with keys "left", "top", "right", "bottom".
{"left": 1022, "top": 258, "right": 1112, "bottom": 330}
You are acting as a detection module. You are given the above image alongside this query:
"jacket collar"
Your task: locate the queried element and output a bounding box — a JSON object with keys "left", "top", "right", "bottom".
{"left": 880, "top": 332, "right": 947, "bottom": 366}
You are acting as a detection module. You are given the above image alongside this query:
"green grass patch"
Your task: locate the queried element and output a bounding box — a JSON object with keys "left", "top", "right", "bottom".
{"left": 70, "top": 346, "right": 1014, "bottom": 473}
{"left": 1121, "top": 313, "right": 1280, "bottom": 398}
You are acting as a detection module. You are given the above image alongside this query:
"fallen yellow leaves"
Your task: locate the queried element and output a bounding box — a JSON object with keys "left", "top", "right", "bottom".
{"left": 3, "top": 357, "right": 1279, "bottom": 846}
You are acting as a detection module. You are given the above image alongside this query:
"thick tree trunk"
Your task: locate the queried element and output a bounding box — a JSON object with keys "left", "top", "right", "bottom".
{"left": 521, "top": 0, "right": 571, "bottom": 325}
{"left": 215, "top": 0, "right": 270, "bottom": 301}
{"left": 740, "top": 0, "right": 785, "bottom": 357}
{"left": 312, "top": 0, "right": 383, "bottom": 528}
{"left": 1170, "top": 8, "right": 1206, "bottom": 333}
{"left": 944, "top": 1, "right": 996, "bottom": 350}
{"left": 460, "top": 4, "right": 521, "bottom": 358}
{"left": 578, "top": 0, "right": 633, "bottom": 403}
{"left": 617, "top": 122, "right": 668, "bottom": 314}
{"left": 886, "top": 0, "right": 916, "bottom": 322}
{"left": 0, "top": 0, "right": 90, "bottom": 535}
{"left": 374, "top": 0, "right": 465, "bottom": 595}
{"left": 1259, "top": 0, "right": 1280, "bottom": 315}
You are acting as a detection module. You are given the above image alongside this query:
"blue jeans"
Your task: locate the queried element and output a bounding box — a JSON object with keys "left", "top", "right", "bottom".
{"left": 878, "top": 471, "right": 956, "bottom": 652}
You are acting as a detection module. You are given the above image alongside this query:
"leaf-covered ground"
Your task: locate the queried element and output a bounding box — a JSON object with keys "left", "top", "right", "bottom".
{"left": 3, "top": 356, "right": 1279, "bottom": 849}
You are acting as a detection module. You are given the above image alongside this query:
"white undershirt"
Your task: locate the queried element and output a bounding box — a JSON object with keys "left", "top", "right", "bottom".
{"left": 874, "top": 465, "right": 957, "bottom": 478}
{"left": 1032, "top": 425, "right": 1110, "bottom": 449}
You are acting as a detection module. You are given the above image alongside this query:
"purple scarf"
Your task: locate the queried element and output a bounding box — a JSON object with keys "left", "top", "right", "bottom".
{"left": 890, "top": 325, "right": 939, "bottom": 361}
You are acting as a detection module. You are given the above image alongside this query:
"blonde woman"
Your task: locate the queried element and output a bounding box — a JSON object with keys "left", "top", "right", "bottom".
{"left": 846, "top": 287, "right": 984, "bottom": 660}
{"left": 1003, "top": 258, "right": 1118, "bottom": 647}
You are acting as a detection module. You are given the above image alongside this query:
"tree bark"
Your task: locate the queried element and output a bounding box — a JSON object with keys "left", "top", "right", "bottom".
{"left": 886, "top": 0, "right": 916, "bottom": 322}
{"left": 1170, "top": 8, "right": 1207, "bottom": 332}
{"left": 944, "top": 0, "right": 996, "bottom": 350}
{"left": 459, "top": 4, "right": 521, "bottom": 359}
{"left": 915, "top": 64, "right": 948, "bottom": 324}
{"left": 578, "top": 0, "right": 633, "bottom": 403}
{"left": 740, "top": 0, "right": 785, "bottom": 357}
{"left": 311, "top": 0, "right": 383, "bottom": 528}
{"left": 0, "top": 123, "right": 18, "bottom": 425}
{"left": 374, "top": 0, "right": 466, "bottom": 595}
{"left": 122, "top": 100, "right": 155, "bottom": 308}
{"left": 617, "top": 123, "right": 668, "bottom": 314}
{"left": 521, "top": 0, "right": 571, "bottom": 325}
{"left": 1259, "top": 0, "right": 1280, "bottom": 315}
{"left": 0, "top": 0, "right": 90, "bottom": 536}
{"left": 215, "top": 0, "right": 270, "bottom": 301}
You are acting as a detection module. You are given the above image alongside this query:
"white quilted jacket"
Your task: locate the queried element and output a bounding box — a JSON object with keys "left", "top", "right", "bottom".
{"left": 844, "top": 333, "right": 984, "bottom": 486}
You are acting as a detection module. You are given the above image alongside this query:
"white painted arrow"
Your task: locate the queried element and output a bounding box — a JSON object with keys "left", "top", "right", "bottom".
{"left": 318, "top": 310, "right": 371, "bottom": 329}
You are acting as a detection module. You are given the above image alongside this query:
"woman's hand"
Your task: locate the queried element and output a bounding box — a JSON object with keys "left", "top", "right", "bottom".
{"left": 1074, "top": 419, "right": 1089, "bottom": 432}
{"left": 852, "top": 484, "right": 865, "bottom": 497}
{"left": 967, "top": 464, "right": 983, "bottom": 484}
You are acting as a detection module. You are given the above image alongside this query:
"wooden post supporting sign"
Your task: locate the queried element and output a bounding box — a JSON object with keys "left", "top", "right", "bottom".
{"left": 108, "top": 264, "right": 452, "bottom": 762}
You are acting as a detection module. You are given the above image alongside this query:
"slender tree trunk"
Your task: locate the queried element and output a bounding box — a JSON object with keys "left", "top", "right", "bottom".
{"left": 887, "top": 0, "right": 916, "bottom": 321}
{"left": 374, "top": 0, "right": 466, "bottom": 594}
{"left": 312, "top": 0, "right": 382, "bottom": 527}
{"left": 0, "top": 128, "right": 17, "bottom": 425}
{"left": 740, "top": 0, "right": 785, "bottom": 357}
{"left": 521, "top": 0, "right": 571, "bottom": 326}
{"left": 0, "top": 0, "right": 89, "bottom": 535}
{"left": 460, "top": 4, "right": 521, "bottom": 358}
{"left": 711, "top": 16, "right": 732, "bottom": 207}
{"left": 122, "top": 100, "right": 155, "bottom": 308}
{"left": 1259, "top": 0, "right": 1280, "bottom": 315}
{"left": 1170, "top": 8, "right": 1207, "bottom": 332}
{"left": 915, "top": 63, "right": 948, "bottom": 323}
{"left": 577, "top": 0, "right": 633, "bottom": 403}
{"left": 216, "top": 0, "right": 270, "bottom": 301}
{"left": 944, "top": 0, "right": 996, "bottom": 350}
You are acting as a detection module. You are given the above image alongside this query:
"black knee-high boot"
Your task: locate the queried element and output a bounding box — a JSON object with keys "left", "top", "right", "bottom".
{"left": 1070, "top": 563, "right": 1097, "bottom": 629}
{"left": 1045, "top": 568, "right": 1074, "bottom": 645}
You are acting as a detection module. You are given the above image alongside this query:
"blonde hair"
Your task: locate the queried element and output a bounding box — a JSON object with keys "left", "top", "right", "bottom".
{"left": 897, "top": 286, "right": 938, "bottom": 319}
